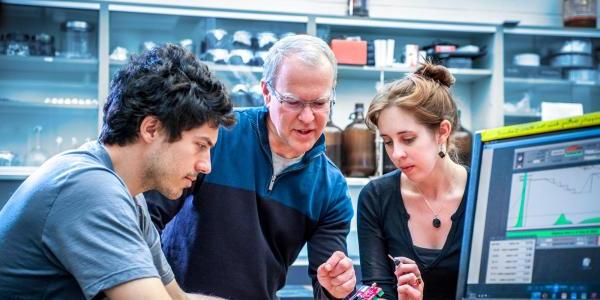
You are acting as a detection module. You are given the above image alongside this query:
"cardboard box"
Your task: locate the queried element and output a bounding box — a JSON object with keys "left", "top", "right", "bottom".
{"left": 331, "top": 39, "right": 367, "bottom": 65}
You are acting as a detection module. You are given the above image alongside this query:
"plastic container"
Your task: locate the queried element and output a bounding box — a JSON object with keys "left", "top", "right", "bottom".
{"left": 550, "top": 53, "right": 593, "bottom": 68}
{"left": 513, "top": 53, "right": 540, "bottom": 66}
{"left": 279, "top": 32, "right": 296, "bottom": 40}
{"left": 567, "top": 69, "right": 598, "bottom": 82}
{"left": 231, "top": 30, "right": 253, "bottom": 50}
{"left": 6, "top": 32, "right": 30, "bottom": 56}
{"left": 343, "top": 103, "right": 375, "bottom": 177}
{"left": 140, "top": 41, "right": 158, "bottom": 52}
{"left": 205, "top": 29, "right": 229, "bottom": 50}
{"left": 228, "top": 49, "right": 253, "bottom": 65}
{"left": 559, "top": 39, "right": 593, "bottom": 54}
{"left": 61, "top": 20, "right": 92, "bottom": 58}
{"left": 257, "top": 32, "right": 278, "bottom": 51}
{"left": 252, "top": 51, "right": 269, "bottom": 66}
{"left": 439, "top": 57, "right": 472, "bottom": 68}
{"left": 179, "top": 38, "right": 194, "bottom": 53}
{"left": 563, "top": 0, "right": 597, "bottom": 28}
{"left": 203, "top": 48, "right": 229, "bottom": 64}
{"left": 32, "top": 33, "right": 55, "bottom": 56}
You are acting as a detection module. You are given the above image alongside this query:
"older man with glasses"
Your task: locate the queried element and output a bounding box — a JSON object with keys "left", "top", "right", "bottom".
{"left": 146, "top": 35, "right": 356, "bottom": 299}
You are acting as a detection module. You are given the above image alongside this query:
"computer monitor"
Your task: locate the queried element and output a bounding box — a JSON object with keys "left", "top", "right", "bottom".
{"left": 457, "top": 113, "right": 600, "bottom": 300}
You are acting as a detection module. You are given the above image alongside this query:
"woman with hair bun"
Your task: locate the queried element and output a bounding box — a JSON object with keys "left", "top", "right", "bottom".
{"left": 357, "top": 62, "right": 469, "bottom": 300}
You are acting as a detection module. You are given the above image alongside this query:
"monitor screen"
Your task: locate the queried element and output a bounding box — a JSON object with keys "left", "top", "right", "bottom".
{"left": 457, "top": 124, "right": 600, "bottom": 300}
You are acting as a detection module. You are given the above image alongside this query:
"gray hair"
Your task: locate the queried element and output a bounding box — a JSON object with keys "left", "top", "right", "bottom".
{"left": 262, "top": 34, "right": 337, "bottom": 88}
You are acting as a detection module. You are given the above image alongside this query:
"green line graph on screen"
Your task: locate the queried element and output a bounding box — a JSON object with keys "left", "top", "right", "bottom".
{"left": 506, "top": 164, "right": 600, "bottom": 233}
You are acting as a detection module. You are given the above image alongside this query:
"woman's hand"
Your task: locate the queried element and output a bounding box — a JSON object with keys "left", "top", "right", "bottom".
{"left": 392, "top": 256, "right": 423, "bottom": 300}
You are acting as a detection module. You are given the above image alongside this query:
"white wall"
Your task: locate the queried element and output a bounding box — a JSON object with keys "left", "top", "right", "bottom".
{"left": 370, "top": 0, "right": 563, "bottom": 27}
{"left": 109, "top": 0, "right": 565, "bottom": 27}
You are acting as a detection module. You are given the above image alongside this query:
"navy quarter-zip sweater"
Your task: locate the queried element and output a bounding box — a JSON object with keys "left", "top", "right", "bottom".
{"left": 146, "top": 106, "right": 354, "bottom": 299}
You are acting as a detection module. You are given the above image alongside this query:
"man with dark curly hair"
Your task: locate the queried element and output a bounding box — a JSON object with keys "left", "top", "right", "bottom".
{"left": 0, "top": 44, "right": 234, "bottom": 300}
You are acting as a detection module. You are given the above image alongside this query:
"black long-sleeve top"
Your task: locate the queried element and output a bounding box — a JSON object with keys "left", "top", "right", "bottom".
{"left": 357, "top": 170, "right": 468, "bottom": 300}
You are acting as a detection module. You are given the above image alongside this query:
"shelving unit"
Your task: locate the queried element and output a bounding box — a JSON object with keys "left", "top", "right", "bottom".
{"left": 0, "top": 99, "right": 98, "bottom": 110}
{"left": 0, "top": 55, "right": 99, "bottom": 73}
{"left": 502, "top": 26, "right": 600, "bottom": 126}
{"left": 504, "top": 111, "right": 542, "bottom": 118}
{"left": 505, "top": 77, "right": 599, "bottom": 90}
{"left": 1, "top": 1, "right": 598, "bottom": 192}
{"left": 3, "top": 0, "right": 598, "bottom": 191}
{"left": 316, "top": 16, "right": 501, "bottom": 133}
{"left": 115, "top": 60, "right": 495, "bottom": 84}
{"left": 0, "top": 167, "right": 37, "bottom": 180}
{"left": 505, "top": 77, "right": 572, "bottom": 87}
{"left": 111, "top": 59, "right": 264, "bottom": 76}
{"left": 0, "top": 2, "right": 100, "bottom": 176}
{"left": 337, "top": 65, "right": 492, "bottom": 82}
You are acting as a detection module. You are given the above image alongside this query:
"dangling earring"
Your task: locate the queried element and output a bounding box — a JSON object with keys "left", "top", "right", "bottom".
{"left": 438, "top": 144, "right": 446, "bottom": 158}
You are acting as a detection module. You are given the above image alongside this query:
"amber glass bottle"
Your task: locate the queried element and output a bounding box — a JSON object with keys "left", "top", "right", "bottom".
{"left": 452, "top": 110, "right": 473, "bottom": 166}
{"left": 382, "top": 151, "right": 396, "bottom": 174}
{"left": 324, "top": 116, "right": 343, "bottom": 169}
{"left": 343, "top": 103, "right": 375, "bottom": 176}
{"left": 563, "top": 0, "right": 597, "bottom": 28}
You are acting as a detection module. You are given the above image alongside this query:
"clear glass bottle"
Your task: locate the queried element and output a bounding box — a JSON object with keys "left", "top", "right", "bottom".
{"left": 61, "top": 20, "right": 92, "bottom": 58}
{"left": 25, "top": 126, "right": 48, "bottom": 166}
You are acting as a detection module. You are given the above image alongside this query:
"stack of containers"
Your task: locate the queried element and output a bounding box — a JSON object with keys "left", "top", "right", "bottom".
{"left": 201, "top": 29, "right": 296, "bottom": 107}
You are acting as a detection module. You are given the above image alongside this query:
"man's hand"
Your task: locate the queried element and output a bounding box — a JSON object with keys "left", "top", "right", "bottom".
{"left": 317, "top": 251, "right": 356, "bottom": 299}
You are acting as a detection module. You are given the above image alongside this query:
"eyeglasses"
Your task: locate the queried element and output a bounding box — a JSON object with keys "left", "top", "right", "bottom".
{"left": 266, "top": 81, "right": 335, "bottom": 113}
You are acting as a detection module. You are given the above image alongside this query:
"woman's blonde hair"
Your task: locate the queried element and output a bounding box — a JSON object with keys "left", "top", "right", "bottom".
{"left": 366, "top": 62, "right": 460, "bottom": 162}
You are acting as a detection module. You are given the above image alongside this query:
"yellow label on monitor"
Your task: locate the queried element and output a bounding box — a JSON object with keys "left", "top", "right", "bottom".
{"left": 481, "top": 112, "right": 600, "bottom": 142}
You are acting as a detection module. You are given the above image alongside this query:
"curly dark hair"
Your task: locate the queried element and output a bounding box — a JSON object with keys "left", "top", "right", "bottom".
{"left": 99, "top": 44, "right": 235, "bottom": 146}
